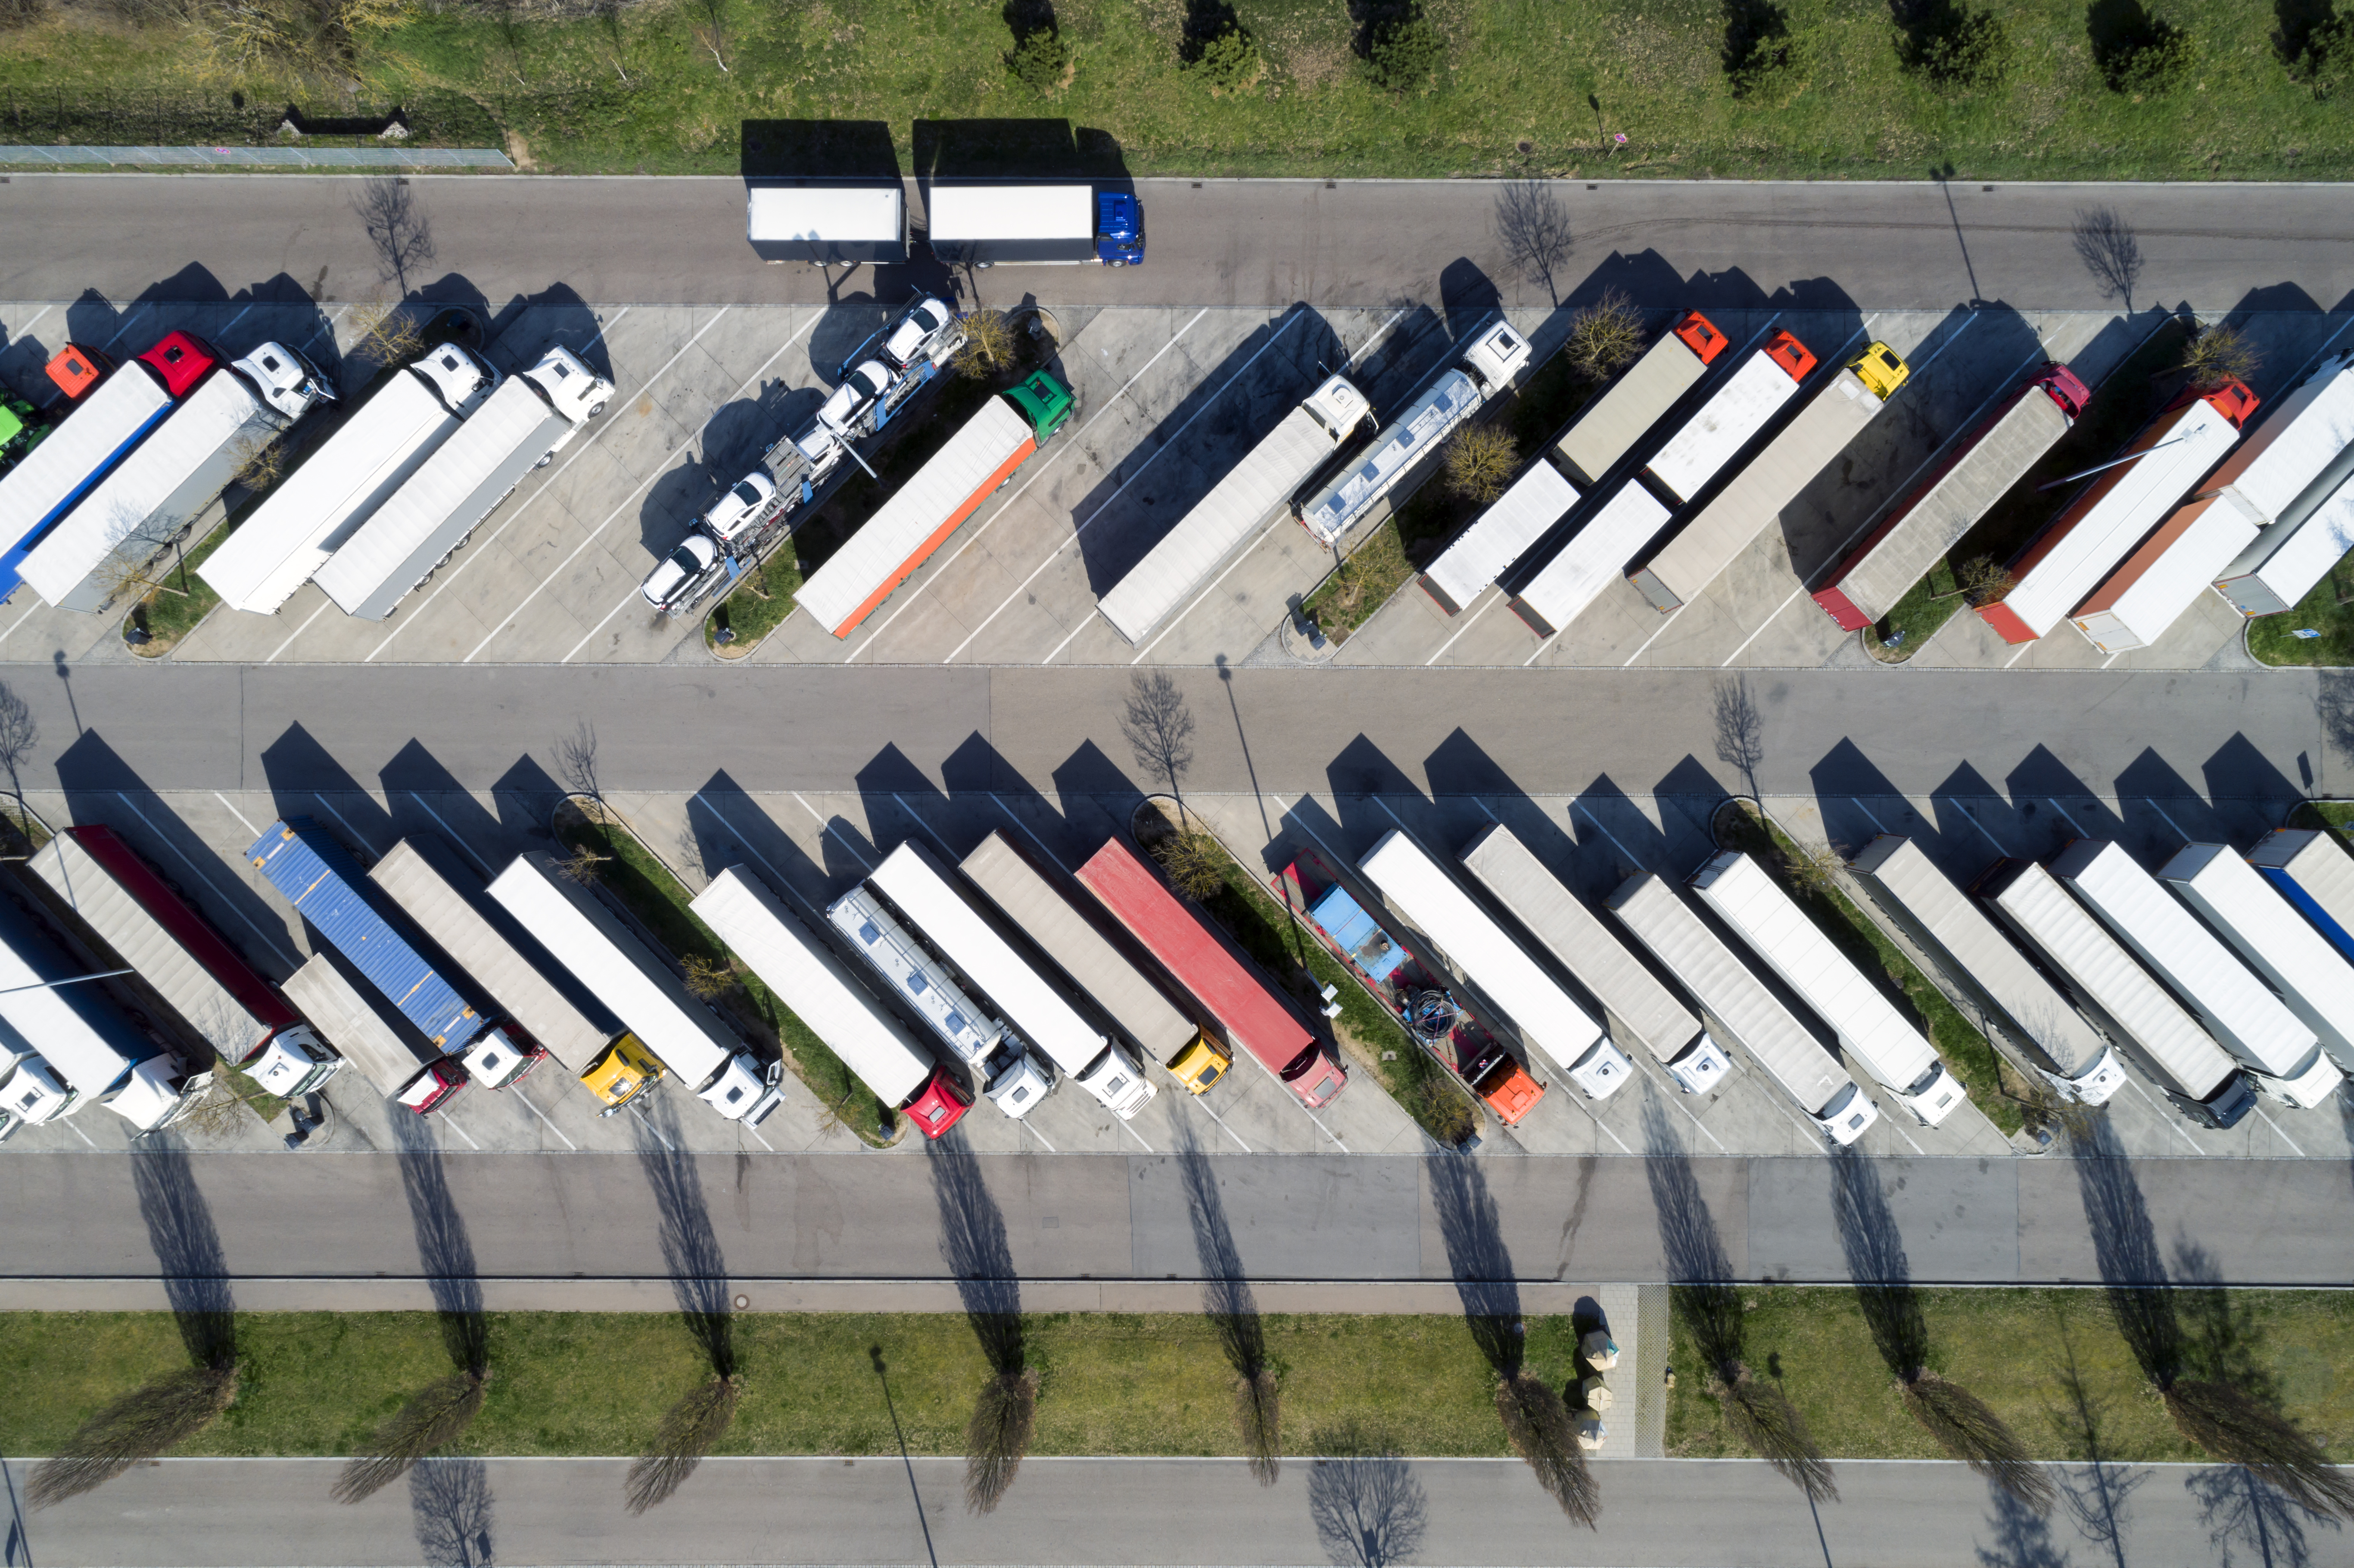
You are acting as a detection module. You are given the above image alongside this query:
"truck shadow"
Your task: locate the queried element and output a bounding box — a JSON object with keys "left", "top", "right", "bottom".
{"left": 633, "top": 376, "right": 822, "bottom": 561}
{"left": 257, "top": 719, "right": 402, "bottom": 858}
{"left": 479, "top": 283, "right": 608, "bottom": 383}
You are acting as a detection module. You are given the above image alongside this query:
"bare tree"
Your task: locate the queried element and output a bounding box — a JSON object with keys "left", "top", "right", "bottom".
{"left": 354, "top": 177, "right": 437, "bottom": 296}
{"left": 1778, "top": 839, "right": 1849, "bottom": 899}
{"left": 689, "top": 0, "right": 729, "bottom": 72}
{"left": 1119, "top": 671, "right": 1197, "bottom": 813}
{"left": 1712, "top": 676, "right": 1766, "bottom": 800}
{"left": 2182, "top": 324, "right": 2261, "bottom": 392}
{"left": 1443, "top": 424, "right": 1518, "bottom": 504}
{"left": 1565, "top": 290, "right": 1645, "bottom": 379}
{"left": 679, "top": 953, "right": 738, "bottom": 1001}
{"left": 952, "top": 308, "right": 1015, "bottom": 381}
{"left": 2071, "top": 207, "right": 2144, "bottom": 312}
{"left": 1153, "top": 825, "right": 1228, "bottom": 901}
{"left": 556, "top": 840, "right": 610, "bottom": 886}
{"left": 1929, "top": 554, "right": 2014, "bottom": 606}
{"left": 0, "top": 680, "right": 36, "bottom": 840}
{"left": 347, "top": 299, "right": 428, "bottom": 370}
{"left": 556, "top": 721, "right": 601, "bottom": 802}
{"left": 1493, "top": 180, "right": 1573, "bottom": 305}
{"left": 230, "top": 433, "right": 290, "bottom": 496}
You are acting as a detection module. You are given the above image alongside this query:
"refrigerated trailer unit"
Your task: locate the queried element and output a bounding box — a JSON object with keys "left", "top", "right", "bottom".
{"left": 1098, "top": 373, "right": 1370, "bottom": 643}
{"left": 1812, "top": 364, "right": 2089, "bottom": 631}
{"left": 1630, "top": 342, "right": 1908, "bottom": 614}
{"left": 1555, "top": 311, "right": 1730, "bottom": 486}
{"left": 1691, "top": 851, "right": 1965, "bottom": 1125}
{"left": 1977, "top": 381, "right": 2258, "bottom": 644}
{"left": 924, "top": 185, "right": 1143, "bottom": 266}
{"left": 1505, "top": 479, "right": 1674, "bottom": 637}
{"left": 280, "top": 950, "right": 463, "bottom": 1114}
{"left": 199, "top": 344, "right": 501, "bottom": 615}
{"left": 2053, "top": 839, "right": 2337, "bottom": 1107}
{"left": 1606, "top": 871, "right": 1879, "bottom": 1144}
{"left": 1642, "top": 330, "right": 1817, "bottom": 504}
{"left": 2246, "top": 828, "right": 2354, "bottom": 962}
{"left": 24, "top": 342, "right": 333, "bottom": 612}
{"left": 867, "top": 839, "right": 1155, "bottom": 1119}
{"left": 794, "top": 372, "right": 1074, "bottom": 638}
{"left": 314, "top": 347, "right": 613, "bottom": 621}
{"left": 1977, "top": 856, "right": 2251, "bottom": 1126}
{"left": 1846, "top": 834, "right": 2124, "bottom": 1104}
{"left": 1073, "top": 834, "right": 1346, "bottom": 1108}
{"left": 2162, "top": 842, "right": 2354, "bottom": 1070}
{"left": 1420, "top": 453, "right": 1580, "bottom": 615}
{"left": 747, "top": 181, "right": 908, "bottom": 264}
{"left": 2212, "top": 461, "right": 2354, "bottom": 618}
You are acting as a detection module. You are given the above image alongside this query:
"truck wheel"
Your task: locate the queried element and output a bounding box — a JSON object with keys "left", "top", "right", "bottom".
{"left": 588, "top": 402, "right": 607, "bottom": 417}
{"left": 1110, "top": 258, "right": 1126, "bottom": 268}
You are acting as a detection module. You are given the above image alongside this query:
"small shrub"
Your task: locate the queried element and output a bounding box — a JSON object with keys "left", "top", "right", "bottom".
{"left": 1444, "top": 424, "right": 1518, "bottom": 505}
{"left": 2093, "top": 8, "right": 2196, "bottom": 96}
{"left": 1723, "top": 0, "right": 1811, "bottom": 103}
{"left": 0, "top": 0, "right": 50, "bottom": 32}
{"left": 1188, "top": 22, "right": 1261, "bottom": 92}
{"left": 1930, "top": 555, "right": 2015, "bottom": 607}
{"left": 679, "top": 953, "right": 739, "bottom": 1001}
{"left": 953, "top": 309, "right": 1015, "bottom": 381}
{"left": 2288, "top": 14, "right": 2354, "bottom": 99}
{"left": 1360, "top": 7, "right": 1444, "bottom": 93}
{"left": 1566, "top": 292, "right": 1645, "bottom": 380}
{"left": 1154, "top": 827, "right": 1229, "bottom": 902}
{"left": 1900, "top": 9, "right": 2013, "bottom": 93}
{"left": 2181, "top": 323, "right": 2260, "bottom": 391}
{"left": 1006, "top": 27, "right": 1072, "bottom": 95}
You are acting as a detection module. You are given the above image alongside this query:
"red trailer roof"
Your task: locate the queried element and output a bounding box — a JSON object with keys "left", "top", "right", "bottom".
{"left": 66, "top": 824, "right": 304, "bottom": 1033}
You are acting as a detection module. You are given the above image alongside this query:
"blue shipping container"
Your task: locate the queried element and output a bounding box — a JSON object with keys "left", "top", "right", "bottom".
{"left": 248, "top": 817, "right": 483, "bottom": 1050}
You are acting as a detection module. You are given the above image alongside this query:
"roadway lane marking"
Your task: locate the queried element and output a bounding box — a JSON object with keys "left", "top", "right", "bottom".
{"left": 441, "top": 1114, "right": 482, "bottom": 1151}
{"left": 0, "top": 595, "right": 47, "bottom": 647}
{"left": 2253, "top": 1104, "right": 2306, "bottom": 1157}
{"left": 1424, "top": 591, "right": 1501, "bottom": 666}
{"left": 793, "top": 792, "right": 875, "bottom": 869}
{"left": 942, "top": 310, "right": 1302, "bottom": 664}
{"left": 210, "top": 791, "right": 260, "bottom": 837}
{"left": 2121, "top": 1073, "right": 2205, "bottom": 1154}
{"left": 855, "top": 308, "right": 1212, "bottom": 659}
{"left": 402, "top": 792, "right": 495, "bottom": 877}
{"left": 1618, "top": 605, "right": 1684, "bottom": 667}
{"left": 1117, "top": 1114, "right": 1155, "bottom": 1153}
{"left": 1345, "top": 306, "right": 1414, "bottom": 370}
{"left": 1719, "top": 585, "right": 1806, "bottom": 666}
{"left": 9, "top": 305, "right": 53, "bottom": 339}
{"left": 263, "top": 599, "right": 331, "bottom": 662}
{"left": 2099, "top": 649, "right": 2123, "bottom": 669}
{"left": 2002, "top": 639, "right": 2033, "bottom": 668}
{"left": 511, "top": 1087, "right": 577, "bottom": 1151}
{"left": 120, "top": 792, "right": 299, "bottom": 971}
{"left": 746, "top": 1122, "right": 776, "bottom": 1153}
{"left": 99, "top": 302, "right": 152, "bottom": 351}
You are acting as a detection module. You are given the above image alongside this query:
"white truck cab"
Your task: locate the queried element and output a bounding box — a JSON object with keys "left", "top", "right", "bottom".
{"left": 1566, "top": 1037, "right": 1636, "bottom": 1100}
{"left": 1666, "top": 1033, "right": 1733, "bottom": 1095}
{"left": 240, "top": 1025, "right": 342, "bottom": 1098}
{"left": 982, "top": 1048, "right": 1050, "bottom": 1117}
{"left": 409, "top": 342, "right": 503, "bottom": 416}
{"left": 1813, "top": 1080, "right": 1881, "bottom": 1146}
{"left": 235, "top": 342, "right": 336, "bottom": 420}
{"left": 1460, "top": 321, "right": 1533, "bottom": 395}
{"left": 1074, "top": 1043, "right": 1157, "bottom": 1120}
{"left": 699, "top": 1052, "right": 786, "bottom": 1122}
{"left": 460, "top": 1024, "right": 547, "bottom": 1090}
{"left": 0, "top": 1056, "right": 75, "bottom": 1128}
{"left": 1302, "top": 373, "right": 1372, "bottom": 441}
{"left": 523, "top": 346, "right": 611, "bottom": 425}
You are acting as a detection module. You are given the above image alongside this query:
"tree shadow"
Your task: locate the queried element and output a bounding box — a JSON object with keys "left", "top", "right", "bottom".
{"left": 352, "top": 177, "right": 436, "bottom": 298}
{"left": 395, "top": 1112, "right": 487, "bottom": 1377}
{"left": 2071, "top": 207, "right": 2144, "bottom": 312}
{"left": 2046, "top": 1324, "right": 2142, "bottom": 1568}
{"left": 929, "top": 1126, "right": 1022, "bottom": 1374}
{"left": 1829, "top": 1146, "right": 1927, "bottom": 1367}
{"left": 634, "top": 1092, "right": 733, "bottom": 1379}
{"left": 409, "top": 1458, "right": 495, "bottom": 1568}
{"left": 1494, "top": 181, "right": 1573, "bottom": 308}
{"left": 1713, "top": 675, "right": 1766, "bottom": 802}
{"left": 2189, "top": 1463, "right": 2340, "bottom": 1568}
{"left": 2273, "top": 0, "right": 2338, "bottom": 67}
{"left": 1424, "top": 1149, "right": 1523, "bottom": 1373}
{"left": 2069, "top": 1115, "right": 2183, "bottom": 1381}
{"left": 1306, "top": 1422, "right": 1429, "bottom": 1568}
{"left": 1176, "top": 1120, "right": 1278, "bottom": 1481}
{"left": 1973, "top": 1478, "right": 2074, "bottom": 1568}
{"left": 133, "top": 1140, "right": 235, "bottom": 1371}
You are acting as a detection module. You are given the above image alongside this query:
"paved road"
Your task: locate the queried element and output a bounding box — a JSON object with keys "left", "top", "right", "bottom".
{"left": 6, "top": 1150, "right": 2350, "bottom": 1290}
{"left": 2, "top": 1453, "right": 2279, "bottom": 1567}
{"left": 4, "top": 175, "right": 2353, "bottom": 314}
{"left": 10, "top": 661, "right": 2345, "bottom": 806}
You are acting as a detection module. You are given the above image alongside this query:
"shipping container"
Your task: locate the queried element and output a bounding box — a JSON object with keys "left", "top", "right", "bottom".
{"left": 2053, "top": 839, "right": 2336, "bottom": 1106}
{"left": 1846, "top": 835, "right": 2124, "bottom": 1103}
{"left": 747, "top": 181, "right": 908, "bottom": 264}
{"left": 1074, "top": 835, "right": 1345, "bottom": 1108}
{"left": 199, "top": 344, "right": 501, "bottom": 615}
{"left": 0, "top": 890, "right": 196, "bottom": 1132}
{"left": 1812, "top": 364, "right": 2088, "bottom": 631}
{"left": 1631, "top": 342, "right": 1908, "bottom": 613}
{"left": 1977, "top": 382, "right": 2257, "bottom": 644}
{"left": 1691, "top": 851, "right": 1965, "bottom": 1125}
{"left": 1976, "top": 856, "right": 2250, "bottom": 1126}
{"left": 1505, "top": 480, "right": 1673, "bottom": 636}
{"left": 1097, "top": 374, "right": 1368, "bottom": 644}
{"left": 1605, "top": 870, "right": 1878, "bottom": 1143}
{"left": 2247, "top": 828, "right": 2354, "bottom": 962}
{"left": 280, "top": 950, "right": 463, "bottom": 1114}
{"left": 2213, "top": 460, "right": 2354, "bottom": 618}
{"left": 2162, "top": 843, "right": 2354, "bottom": 1070}
{"left": 1555, "top": 311, "right": 1729, "bottom": 486}
{"left": 1642, "top": 330, "right": 1817, "bottom": 504}
{"left": 1420, "top": 453, "right": 1580, "bottom": 615}
{"left": 794, "top": 373, "right": 1074, "bottom": 638}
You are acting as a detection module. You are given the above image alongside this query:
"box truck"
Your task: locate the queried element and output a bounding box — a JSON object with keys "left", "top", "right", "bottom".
{"left": 1975, "top": 856, "right": 2251, "bottom": 1127}
{"left": 1813, "top": 363, "right": 2090, "bottom": 632}
{"left": 960, "top": 831, "right": 1230, "bottom": 1095}
{"left": 1630, "top": 342, "right": 1909, "bottom": 614}
{"left": 314, "top": 347, "right": 613, "bottom": 621}
{"left": 1296, "top": 322, "right": 1531, "bottom": 546}
{"left": 1505, "top": 479, "right": 1675, "bottom": 637}
{"left": 1691, "top": 851, "right": 1966, "bottom": 1126}
{"left": 868, "top": 839, "right": 1155, "bottom": 1119}
{"left": 199, "top": 342, "right": 501, "bottom": 616}
{"left": 0, "top": 890, "right": 199, "bottom": 1133}
{"left": 1642, "top": 330, "right": 1818, "bottom": 505}
{"left": 1074, "top": 834, "right": 1347, "bottom": 1109}
{"left": 2247, "top": 828, "right": 2354, "bottom": 962}
{"left": 1606, "top": 870, "right": 1880, "bottom": 1145}
{"left": 925, "top": 185, "right": 1144, "bottom": 267}
{"left": 281, "top": 950, "right": 464, "bottom": 1115}
{"left": 1358, "top": 828, "right": 1630, "bottom": 1099}
{"left": 1097, "top": 373, "right": 1370, "bottom": 643}
{"left": 693, "top": 866, "right": 973, "bottom": 1139}
{"left": 23, "top": 342, "right": 333, "bottom": 612}
{"left": 794, "top": 370, "right": 1075, "bottom": 638}
{"left": 2053, "top": 839, "right": 2338, "bottom": 1107}
{"left": 1976, "top": 381, "right": 2257, "bottom": 644}
{"left": 747, "top": 180, "right": 908, "bottom": 264}
{"left": 2162, "top": 843, "right": 2354, "bottom": 1070}
{"left": 29, "top": 824, "right": 340, "bottom": 1099}
{"left": 1555, "top": 311, "right": 1730, "bottom": 487}
{"left": 1420, "top": 452, "right": 1581, "bottom": 616}
{"left": 1846, "top": 834, "right": 2124, "bottom": 1104}
{"left": 1457, "top": 824, "right": 1727, "bottom": 1094}
{"left": 0, "top": 333, "right": 213, "bottom": 591}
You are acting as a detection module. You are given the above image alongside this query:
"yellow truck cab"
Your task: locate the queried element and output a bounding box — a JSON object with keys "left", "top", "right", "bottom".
{"left": 580, "top": 1032, "right": 665, "bottom": 1114}
{"left": 1164, "top": 1031, "right": 1233, "bottom": 1095}
{"left": 1850, "top": 342, "right": 1910, "bottom": 401}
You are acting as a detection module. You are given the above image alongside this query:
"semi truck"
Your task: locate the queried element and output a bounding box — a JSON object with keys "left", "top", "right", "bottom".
{"left": 1074, "top": 834, "right": 1346, "bottom": 1109}
{"left": 747, "top": 180, "right": 909, "bottom": 264}
{"left": 280, "top": 950, "right": 464, "bottom": 1115}
{"left": 1630, "top": 342, "right": 1907, "bottom": 614}
{"left": 0, "top": 333, "right": 213, "bottom": 591}
{"left": 199, "top": 342, "right": 502, "bottom": 616}
{"left": 1975, "top": 856, "right": 2252, "bottom": 1127}
{"left": 2162, "top": 843, "right": 2354, "bottom": 1069}
{"left": 1457, "top": 824, "right": 1727, "bottom": 1095}
{"left": 2052, "top": 839, "right": 2338, "bottom": 1108}
{"left": 0, "top": 1051, "right": 72, "bottom": 1139}
{"left": 1846, "top": 834, "right": 2124, "bottom": 1104}
{"left": 28, "top": 824, "right": 341, "bottom": 1100}
{"left": 867, "top": 839, "right": 1156, "bottom": 1119}
{"left": 1358, "top": 828, "right": 1630, "bottom": 1100}
{"left": 314, "top": 347, "right": 613, "bottom": 621}
{"left": 1691, "top": 851, "right": 1966, "bottom": 1126}
{"left": 1812, "top": 363, "right": 2091, "bottom": 632}
{"left": 1505, "top": 480, "right": 1674, "bottom": 637}
{"left": 0, "top": 385, "right": 51, "bottom": 479}
{"left": 826, "top": 882, "right": 1050, "bottom": 1121}
{"left": 1420, "top": 452, "right": 1580, "bottom": 616}
{"left": 925, "top": 185, "right": 1144, "bottom": 267}
{"left": 2247, "top": 828, "right": 2354, "bottom": 962}
{"left": 23, "top": 342, "right": 333, "bottom": 612}
{"left": 692, "top": 865, "right": 973, "bottom": 1139}
{"left": 794, "top": 370, "right": 1074, "bottom": 638}
{"left": 1297, "top": 322, "right": 1531, "bottom": 546}
{"left": 1642, "top": 329, "right": 1818, "bottom": 504}
{"left": 2211, "top": 457, "right": 2354, "bottom": 618}
{"left": 0, "top": 890, "right": 200, "bottom": 1133}
{"left": 1606, "top": 870, "right": 1880, "bottom": 1145}
{"left": 1976, "top": 381, "right": 2258, "bottom": 644}
{"left": 1555, "top": 310, "right": 1730, "bottom": 487}
{"left": 1097, "top": 373, "right": 1370, "bottom": 643}
{"left": 960, "top": 831, "right": 1230, "bottom": 1095}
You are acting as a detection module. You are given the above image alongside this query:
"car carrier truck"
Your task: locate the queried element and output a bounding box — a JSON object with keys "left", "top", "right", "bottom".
{"left": 280, "top": 950, "right": 464, "bottom": 1115}
{"left": 925, "top": 185, "right": 1144, "bottom": 267}
{"left": 1097, "top": 373, "right": 1370, "bottom": 643}
{"left": 2246, "top": 828, "right": 2354, "bottom": 962}
{"left": 747, "top": 180, "right": 909, "bottom": 264}
{"left": 1813, "top": 364, "right": 2089, "bottom": 632}
{"left": 2162, "top": 843, "right": 2354, "bottom": 1070}
{"left": 314, "top": 347, "right": 613, "bottom": 621}
{"left": 794, "top": 370, "right": 1074, "bottom": 638}
{"left": 199, "top": 342, "right": 501, "bottom": 616}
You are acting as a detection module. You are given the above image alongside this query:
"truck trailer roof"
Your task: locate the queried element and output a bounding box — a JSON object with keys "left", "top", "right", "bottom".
{"left": 1643, "top": 330, "right": 1816, "bottom": 504}
{"left": 2162, "top": 842, "right": 2354, "bottom": 1065}
{"left": 2247, "top": 828, "right": 2354, "bottom": 963}
{"left": 746, "top": 182, "right": 907, "bottom": 263}
{"left": 0, "top": 893, "right": 181, "bottom": 1129}
{"left": 1420, "top": 454, "right": 1580, "bottom": 615}
{"left": 1554, "top": 311, "right": 1727, "bottom": 486}
{"left": 1506, "top": 479, "right": 1673, "bottom": 636}
{"left": 2213, "top": 462, "right": 2354, "bottom": 619}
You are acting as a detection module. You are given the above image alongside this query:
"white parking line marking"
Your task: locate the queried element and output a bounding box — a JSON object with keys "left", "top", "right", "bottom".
{"left": 109, "top": 793, "right": 296, "bottom": 968}
{"left": 991, "top": 797, "right": 1069, "bottom": 870}
{"left": 1571, "top": 800, "right": 1641, "bottom": 866}
{"left": 1942, "top": 799, "right": 2010, "bottom": 856}
{"left": 1426, "top": 591, "right": 1501, "bottom": 666}
{"left": 62, "top": 1116, "right": 98, "bottom": 1148}
{"left": 890, "top": 793, "right": 960, "bottom": 859}
{"left": 2046, "top": 798, "right": 2089, "bottom": 838}
{"left": 2254, "top": 1104, "right": 2305, "bottom": 1157}
{"left": 1041, "top": 609, "right": 1107, "bottom": 666}
{"left": 512, "top": 1087, "right": 577, "bottom": 1150}
{"left": 747, "top": 1123, "right": 776, "bottom": 1153}
{"left": 210, "top": 791, "right": 260, "bottom": 837}
{"left": 264, "top": 599, "right": 331, "bottom": 663}
{"left": 1190, "top": 1094, "right": 1252, "bottom": 1153}
{"left": 629, "top": 1099, "right": 674, "bottom": 1151}
{"left": 403, "top": 791, "right": 494, "bottom": 876}
{"left": 1619, "top": 606, "right": 1684, "bottom": 667}
{"left": 1022, "top": 1119, "right": 1059, "bottom": 1152}
{"left": 2142, "top": 799, "right": 2189, "bottom": 843}
{"left": 793, "top": 792, "right": 874, "bottom": 869}
{"left": 1719, "top": 585, "right": 1806, "bottom": 666}
{"left": 0, "top": 596, "right": 47, "bottom": 646}
{"left": 1849, "top": 798, "right": 1889, "bottom": 834}
{"left": 2003, "top": 639, "right": 2034, "bottom": 668}
{"left": 1118, "top": 1114, "right": 1155, "bottom": 1153}
{"left": 441, "top": 1114, "right": 482, "bottom": 1150}
{"left": 308, "top": 793, "right": 381, "bottom": 853}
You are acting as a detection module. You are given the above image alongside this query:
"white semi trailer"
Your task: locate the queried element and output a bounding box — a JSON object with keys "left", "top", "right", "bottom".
{"left": 1554, "top": 311, "right": 1731, "bottom": 487}
{"left": 1607, "top": 871, "right": 1879, "bottom": 1144}
{"left": 0, "top": 893, "right": 196, "bottom": 1133}
{"left": 1847, "top": 835, "right": 2124, "bottom": 1104}
{"left": 315, "top": 347, "right": 613, "bottom": 621}
{"left": 1506, "top": 480, "right": 1675, "bottom": 637}
{"left": 747, "top": 181, "right": 908, "bottom": 264}
{"left": 2212, "top": 460, "right": 2354, "bottom": 619}
{"left": 2246, "top": 828, "right": 2354, "bottom": 962}
{"left": 2160, "top": 843, "right": 2354, "bottom": 1071}
{"left": 1691, "top": 851, "right": 1967, "bottom": 1126}
{"left": 200, "top": 342, "right": 501, "bottom": 615}
{"left": 1097, "top": 373, "right": 1369, "bottom": 643}
{"left": 1419, "top": 453, "right": 1580, "bottom": 616}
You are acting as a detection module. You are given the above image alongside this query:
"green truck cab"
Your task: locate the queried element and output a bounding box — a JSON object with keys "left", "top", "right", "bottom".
{"left": 1002, "top": 370, "right": 1076, "bottom": 445}
{"left": 0, "top": 392, "right": 50, "bottom": 478}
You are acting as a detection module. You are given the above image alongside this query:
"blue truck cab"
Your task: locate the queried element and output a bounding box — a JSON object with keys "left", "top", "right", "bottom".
{"left": 1096, "top": 192, "right": 1145, "bottom": 267}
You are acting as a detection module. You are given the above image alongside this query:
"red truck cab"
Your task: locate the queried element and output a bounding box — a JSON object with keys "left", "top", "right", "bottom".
{"left": 904, "top": 1063, "right": 973, "bottom": 1139}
